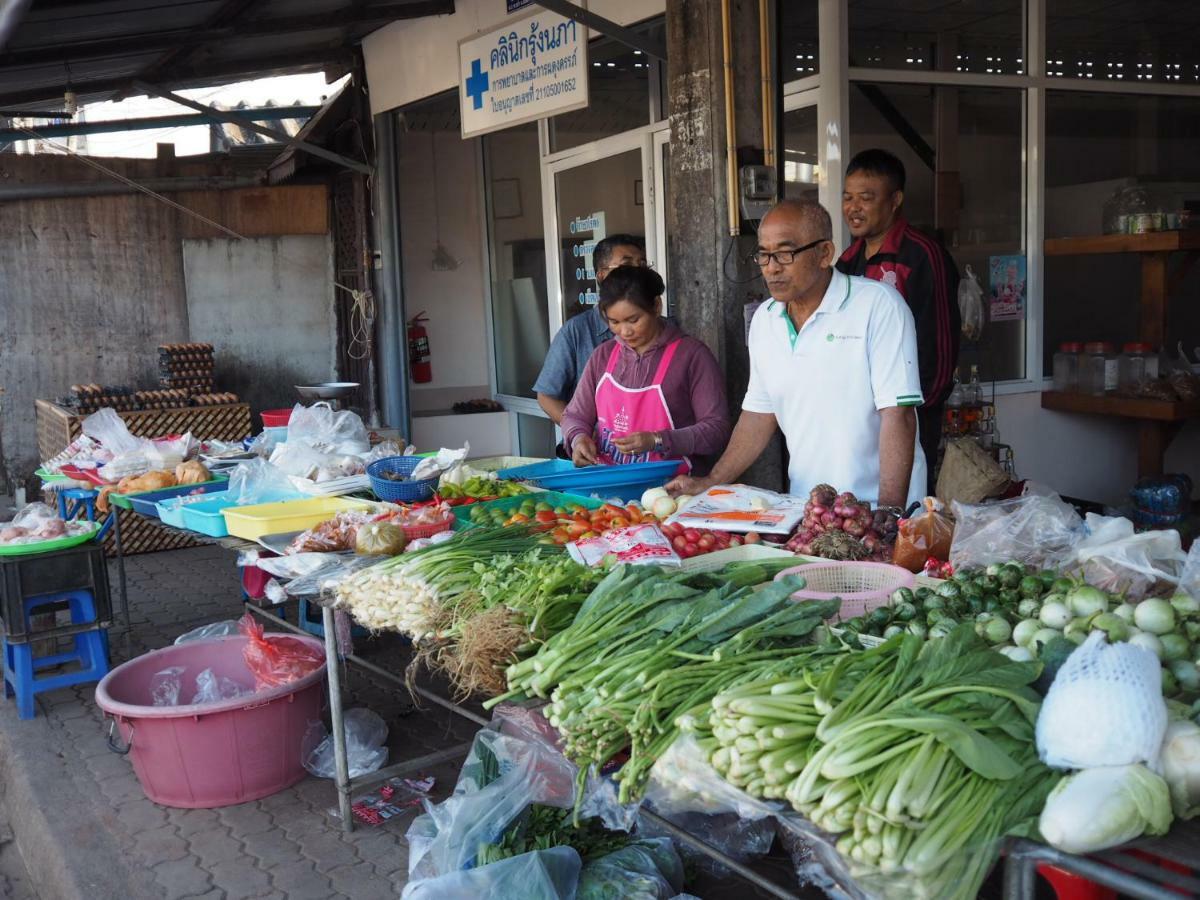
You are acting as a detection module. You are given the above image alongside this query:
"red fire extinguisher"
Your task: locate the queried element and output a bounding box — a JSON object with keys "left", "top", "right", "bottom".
{"left": 407, "top": 312, "right": 432, "bottom": 383}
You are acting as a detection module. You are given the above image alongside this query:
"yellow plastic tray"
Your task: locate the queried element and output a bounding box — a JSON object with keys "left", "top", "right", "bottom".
{"left": 222, "top": 496, "right": 374, "bottom": 541}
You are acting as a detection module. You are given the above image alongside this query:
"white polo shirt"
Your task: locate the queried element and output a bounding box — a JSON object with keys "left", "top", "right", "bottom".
{"left": 743, "top": 269, "right": 927, "bottom": 509}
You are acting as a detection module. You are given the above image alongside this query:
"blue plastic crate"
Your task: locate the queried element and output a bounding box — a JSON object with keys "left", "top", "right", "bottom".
{"left": 496, "top": 458, "right": 576, "bottom": 481}
{"left": 525, "top": 460, "right": 682, "bottom": 504}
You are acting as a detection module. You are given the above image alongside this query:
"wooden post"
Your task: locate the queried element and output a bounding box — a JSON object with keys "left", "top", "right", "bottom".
{"left": 1139, "top": 252, "right": 1168, "bottom": 347}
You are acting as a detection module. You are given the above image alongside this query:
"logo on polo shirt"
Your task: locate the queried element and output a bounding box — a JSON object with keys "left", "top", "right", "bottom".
{"left": 826, "top": 333, "right": 863, "bottom": 342}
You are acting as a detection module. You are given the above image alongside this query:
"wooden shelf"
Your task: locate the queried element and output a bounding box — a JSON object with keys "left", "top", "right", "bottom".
{"left": 1045, "top": 231, "right": 1200, "bottom": 256}
{"left": 1040, "top": 391, "right": 1200, "bottom": 422}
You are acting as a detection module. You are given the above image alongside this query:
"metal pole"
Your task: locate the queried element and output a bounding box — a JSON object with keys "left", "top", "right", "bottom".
{"left": 112, "top": 511, "right": 132, "bottom": 659}
{"left": 321, "top": 604, "right": 354, "bottom": 831}
{"left": 371, "top": 111, "right": 411, "bottom": 437}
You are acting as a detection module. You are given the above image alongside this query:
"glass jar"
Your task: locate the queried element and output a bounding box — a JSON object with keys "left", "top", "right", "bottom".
{"left": 1119, "top": 343, "right": 1157, "bottom": 394}
{"left": 1082, "top": 342, "right": 1119, "bottom": 396}
{"left": 1053, "top": 342, "right": 1083, "bottom": 392}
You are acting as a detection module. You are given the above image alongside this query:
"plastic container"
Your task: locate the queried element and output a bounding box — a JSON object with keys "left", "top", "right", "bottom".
{"left": 1052, "top": 342, "right": 1083, "bottom": 393}
{"left": 222, "top": 497, "right": 373, "bottom": 541}
{"left": 108, "top": 476, "right": 229, "bottom": 513}
{"left": 399, "top": 516, "right": 456, "bottom": 541}
{"left": 1119, "top": 342, "right": 1158, "bottom": 394}
{"left": 166, "top": 489, "right": 302, "bottom": 538}
{"left": 94, "top": 635, "right": 327, "bottom": 808}
{"left": 470, "top": 456, "right": 551, "bottom": 473}
{"left": 453, "top": 491, "right": 602, "bottom": 530}
{"left": 775, "top": 561, "right": 915, "bottom": 620}
{"left": 260, "top": 408, "right": 294, "bottom": 428}
{"left": 366, "top": 456, "right": 438, "bottom": 503}
{"left": 1082, "top": 342, "right": 1119, "bottom": 396}
{"left": 497, "top": 458, "right": 577, "bottom": 481}
{"left": 1, "top": 543, "right": 111, "bottom": 640}
{"left": 524, "top": 460, "right": 683, "bottom": 504}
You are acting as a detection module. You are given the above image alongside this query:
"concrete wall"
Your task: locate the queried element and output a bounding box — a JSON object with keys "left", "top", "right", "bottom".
{"left": 363, "top": 0, "right": 665, "bottom": 114}
{"left": 181, "top": 236, "right": 337, "bottom": 414}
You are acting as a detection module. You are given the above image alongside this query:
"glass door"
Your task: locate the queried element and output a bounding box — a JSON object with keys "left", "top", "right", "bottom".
{"left": 782, "top": 89, "right": 820, "bottom": 202}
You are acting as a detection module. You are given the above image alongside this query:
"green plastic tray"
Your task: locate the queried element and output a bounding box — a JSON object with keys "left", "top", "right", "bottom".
{"left": 108, "top": 477, "right": 229, "bottom": 510}
{"left": 0, "top": 526, "right": 101, "bottom": 557}
{"left": 454, "top": 491, "right": 602, "bottom": 530}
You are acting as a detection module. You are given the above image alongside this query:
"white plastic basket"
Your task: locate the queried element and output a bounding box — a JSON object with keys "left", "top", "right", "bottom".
{"left": 775, "top": 561, "right": 915, "bottom": 619}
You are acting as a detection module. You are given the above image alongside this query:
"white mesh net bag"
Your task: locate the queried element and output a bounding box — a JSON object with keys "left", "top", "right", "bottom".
{"left": 1036, "top": 631, "right": 1167, "bottom": 770}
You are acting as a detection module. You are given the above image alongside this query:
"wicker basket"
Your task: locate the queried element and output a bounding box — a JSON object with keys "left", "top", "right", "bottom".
{"left": 775, "top": 561, "right": 915, "bottom": 619}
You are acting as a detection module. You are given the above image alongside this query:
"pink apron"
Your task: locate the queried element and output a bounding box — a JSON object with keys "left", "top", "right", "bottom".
{"left": 593, "top": 339, "right": 691, "bottom": 472}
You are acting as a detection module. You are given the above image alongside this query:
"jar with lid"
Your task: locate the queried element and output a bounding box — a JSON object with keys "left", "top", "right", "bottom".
{"left": 1053, "top": 342, "right": 1083, "bottom": 392}
{"left": 1119, "top": 343, "right": 1158, "bottom": 394}
{"left": 1082, "top": 342, "right": 1120, "bottom": 396}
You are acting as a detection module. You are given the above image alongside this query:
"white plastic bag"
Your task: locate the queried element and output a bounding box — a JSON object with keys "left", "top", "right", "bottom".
{"left": 958, "top": 263, "right": 985, "bottom": 341}
{"left": 666, "top": 484, "right": 806, "bottom": 535}
{"left": 1037, "top": 632, "right": 1167, "bottom": 769}
{"left": 151, "top": 667, "right": 186, "bottom": 707}
{"left": 411, "top": 445, "right": 470, "bottom": 482}
{"left": 82, "top": 408, "right": 146, "bottom": 456}
{"left": 1180, "top": 540, "right": 1200, "bottom": 603}
{"left": 568, "top": 523, "right": 682, "bottom": 568}
{"left": 191, "top": 669, "right": 250, "bottom": 704}
{"left": 1062, "top": 513, "right": 1188, "bottom": 599}
{"left": 303, "top": 708, "right": 389, "bottom": 779}
{"left": 1038, "top": 764, "right": 1172, "bottom": 853}
{"left": 950, "top": 487, "right": 1083, "bottom": 571}
{"left": 645, "top": 735, "right": 779, "bottom": 822}
{"left": 225, "top": 458, "right": 298, "bottom": 505}
{"left": 285, "top": 402, "right": 370, "bottom": 456}
{"left": 400, "top": 847, "right": 581, "bottom": 900}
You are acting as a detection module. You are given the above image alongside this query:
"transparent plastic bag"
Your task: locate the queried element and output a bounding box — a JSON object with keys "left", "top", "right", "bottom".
{"left": 577, "top": 839, "right": 684, "bottom": 900}
{"left": 191, "top": 668, "right": 250, "bottom": 704}
{"left": 225, "top": 458, "right": 297, "bottom": 505}
{"left": 285, "top": 402, "right": 370, "bottom": 456}
{"left": 644, "top": 735, "right": 779, "bottom": 822}
{"left": 1062, "top": 513, "right": 1187, "bottom": 599}
{"left": 1182, "top": 541, "right": 1200, "bottom": 602}
{"left": 892, "top": 498, "right": 955, "bottom": 573}
{"left": 81, "top": 408, "right": 146, "bottom": 456}
{"left": 401, "top": 847, "right": 581, "bottom": 900}
{"left": 285, "top": 556, "right": 383, "bottom": 599}
{"left": 950, "top": 487, "right": 1083, "bottom": 571}
{"left": 958, "top": 264, "right": 984, "bottom": 341}
{"left": 405, "top": 727, "right": 580, "bottom": 882}
{"left": 303, "top": 708, "right": 389, "bottom": 779}
{"left": 638, "top": 808, "right": 774, "bottom": 879}
{"left": 1037, "top": 632, "right": 1167, "bottom": 769}
{"left": 151, "top": 666, "right": 185, "bottom": 707}
{"left": 174, "top": 620, "right": 240, "bottom": 644}
{"left": 237, "top": 613, "right": 324, "bottom": 690}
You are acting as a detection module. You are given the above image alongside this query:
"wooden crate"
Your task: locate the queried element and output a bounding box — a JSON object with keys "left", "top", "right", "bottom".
{"left": 36, "top": 399, "right": 251, "bottom": 461}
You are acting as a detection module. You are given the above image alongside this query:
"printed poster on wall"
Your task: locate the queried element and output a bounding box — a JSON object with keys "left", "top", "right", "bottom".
{"left": 988, "top": 254, "right": 1026, "bottom": 322}
{"left": 459, "top": 9, "right": 589, "bottom": 139}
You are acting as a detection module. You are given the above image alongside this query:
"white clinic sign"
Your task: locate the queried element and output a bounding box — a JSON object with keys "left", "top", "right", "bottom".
{"left": 458, "top": 9, "right": 589, "bottom": 139}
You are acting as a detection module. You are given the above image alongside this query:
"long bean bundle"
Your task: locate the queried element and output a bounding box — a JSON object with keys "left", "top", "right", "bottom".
{"left": 489, "top": 564, "right": 840, "bottom": 804}
{"left": 702, "top": 625, "right": 1060, "bottom": 900}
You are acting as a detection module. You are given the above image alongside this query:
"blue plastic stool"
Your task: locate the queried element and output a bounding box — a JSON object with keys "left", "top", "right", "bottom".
{"left": 57, "top": 487, "right": 99, "bottom": 522}
{"left": 3, "top": 589, "right": 110, "bottom": 720}
{"left": 298, "top": 599, "right": 367, "bottom": 639}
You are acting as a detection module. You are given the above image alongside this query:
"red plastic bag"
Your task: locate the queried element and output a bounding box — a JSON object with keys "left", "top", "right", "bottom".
{"left": 893, "top": 498, "right": 955, "bottom": 573}
{"left": 238, "top": 613, "right": 325, "bottom": 690}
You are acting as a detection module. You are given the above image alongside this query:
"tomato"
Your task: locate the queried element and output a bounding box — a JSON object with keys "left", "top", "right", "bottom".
{"left": 601, "top": 503, "right": 625, "bottom": 518}
{"left": 534, "top": 510, "right": 558, "bottom": 524}
{"left": 625, "top": 506, "right": 643, "bottom": 524}
{"left": 567, "top": 523, "right": 589, "bottom": 539}
{"left": 671, "top": 535, "right": 688, "bottom": 552}
{"left": 581, "top": 530, "right": 599, "bottom": 540}
{"left": 684, "top": 542, "right": 699, "bottom": 558}
{"left": 551, "top": 526, "right": 570, "bottom": 543}
{"left": 745, "top": 532, "right": 761, "bottom": 544}
{"left": 698, "top": 534, "right": 715, "bottom": 551}
{"left": 573, "top": 514, "right": 592, "bottom": 528}
{"left": 683, "top": 529, "right": 701, "bottom": 543}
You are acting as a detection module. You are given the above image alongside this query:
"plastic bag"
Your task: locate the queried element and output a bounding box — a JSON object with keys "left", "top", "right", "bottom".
{"left": 958, "top": 263, "right": 984, "bottom": 341}
{"left": 364, "top": 441, "right": 406, "bottom": 465}
{"left": 644, "top": 735, "right": 779, "bottom": 822}
{"left": 950, "top": 487, "right": 1083, "bottom": 571}
{"left": 225, "top": 458, "right": 298, "bottom": 505}
{"left": 577, "top": 839, "right": 684, "bottom": 900}
{"left": 1182, "top": 541, "right": 1200, "bottom": 602}
{"left": 666, "top": 484, "right": 806, "bottom": 535}
{"left": 151, "top": 667, "right": 185, "bottom": 707}
{"left": 81, "top": 408, "right": 146, "bottom": 456}
{"left": 237, "top": 613, "right": 324, "bottom": 690}
{"left": 1039, "top": 764, "right": 1172, "bottom": 853}
{"left": 191, "top": 668, "right": 250, "bottom": 704}
{"left": 401, "top": 847, "right": 581, "bottom": 900}
{"left": 1061, "top": 513, "right": 1187, "bottom": 600}
{"left": 174, "top": 620, "right": 240, "bottom": 644}
{"left": 285, "top": 402, "right": 370, "bottom": 456}
{"left": 285, "top": 556, "right": 383, "bottom": 599}
{"left": 246, "top": 552, "right": 340, "bottom": 580}
{"left": 1037, "top": 632, "right": 1167, "bottom": 769}
{"left": 286, "top": 511, "right": 373, "bottom": 553}
{"left": 303, "top": 708, "right": 389, "bottom": 779}
{"left": 892, "top": 498, "right": 955, "bottom": 573}
{"left": 269, "top": 441, "right": 363, "bottom": 483}
{"left": 356, "top": 522, "right": 407, "bottom": 556}
{"left": 411, "top": 444, "right": 470, "bottom": 482}
{"left": 567, "top": 523, "right": 682, "bottom": 568}
{"left": 405, "top": 727, "right": 581, "bottom": 881}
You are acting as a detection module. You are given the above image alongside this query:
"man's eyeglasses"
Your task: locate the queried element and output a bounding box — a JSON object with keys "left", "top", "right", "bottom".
{"left": 749, "top": 239, "right": 827, "bottom": 267}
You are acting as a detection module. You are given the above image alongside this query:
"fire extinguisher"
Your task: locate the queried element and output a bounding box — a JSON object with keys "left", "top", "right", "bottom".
{"left": 407, "top": 312, "right": 432, "bottom": 383}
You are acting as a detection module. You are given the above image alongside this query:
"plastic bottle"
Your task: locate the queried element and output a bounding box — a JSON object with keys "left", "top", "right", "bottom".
{"left": 1082, "top": 342, "right": 1119, "bottom": 396}
{"left": 944, "top": 369, "right": 964, "bottom": 438}
{"left": 1053, "top": 342, "right": 1082, "bottom": 392}
{"left": 1119, "top": 343, "right": 1156, "bottom": 394}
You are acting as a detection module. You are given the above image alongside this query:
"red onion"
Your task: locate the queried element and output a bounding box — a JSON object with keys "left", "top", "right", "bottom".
{"left": 843, "top": 520, "right": 866, "bottom": 538}
{"left": 821, "top": 511, "right": 838, "bottom": 527}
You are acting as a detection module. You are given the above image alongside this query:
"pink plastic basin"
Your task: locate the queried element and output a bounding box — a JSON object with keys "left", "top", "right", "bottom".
{"left": 95, "top": 634, "right": 327, "bottom": 809}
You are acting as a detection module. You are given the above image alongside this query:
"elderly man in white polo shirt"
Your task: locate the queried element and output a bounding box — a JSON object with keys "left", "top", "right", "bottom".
{"left": 668, "top": 199, "right": 926, "bottom": 511}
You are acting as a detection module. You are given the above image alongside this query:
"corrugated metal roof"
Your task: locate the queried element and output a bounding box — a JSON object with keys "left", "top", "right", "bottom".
{"left": 0, "top": 0, "right": 453, "bottom": 110}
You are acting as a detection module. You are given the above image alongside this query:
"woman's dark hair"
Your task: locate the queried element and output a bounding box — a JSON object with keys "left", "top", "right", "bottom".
{"left": 598, "top": 265, "right": 666, "bottom": 314}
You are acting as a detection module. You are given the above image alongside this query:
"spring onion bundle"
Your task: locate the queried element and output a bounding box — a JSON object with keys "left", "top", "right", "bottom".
{"left": 700, "top": 626, "right": 1059, "bottom": 900}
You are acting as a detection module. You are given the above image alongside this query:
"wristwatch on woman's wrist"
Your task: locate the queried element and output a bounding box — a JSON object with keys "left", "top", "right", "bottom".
{"left": 652, "top": 432, "right": 664, "bottom": 450}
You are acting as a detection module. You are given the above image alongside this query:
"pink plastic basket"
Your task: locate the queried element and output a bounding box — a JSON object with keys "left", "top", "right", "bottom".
{"left": 401, "top": 515, "right": 455, "bottom": 541}
{"left": 775, "top": 561, "right": 915, "bottom": 619}
{"left": 95, "top": 634, "right": 326, "bottom": 808}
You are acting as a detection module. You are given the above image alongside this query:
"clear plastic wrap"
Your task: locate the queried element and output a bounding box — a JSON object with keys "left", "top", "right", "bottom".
{"left": 303, "top": 708, "right": 389, "bottom": 779}
{"left": 1061, "top": 513, "right": 1187, "bottom": 599}
{"left": 576, "top": 839, "right": 684, "bottom": 900}
{"left": 950, "top": 487, "right": 1083, "bottom": 571}
{"left": 174, "top": 621, "right": 240, "bottom": 644}
{"left": 190, "top": 669, "right": 250, "bottom": 704}
{"left": 1182, "top": 540, "right": 1200, "bottom": 603}
{"left": 400, "top": 846, "right": 581, "bottom": 900}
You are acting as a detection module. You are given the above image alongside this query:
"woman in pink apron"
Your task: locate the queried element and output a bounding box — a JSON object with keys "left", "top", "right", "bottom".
{"left": 560, "top": 267, "right": 731, "bottom": 476}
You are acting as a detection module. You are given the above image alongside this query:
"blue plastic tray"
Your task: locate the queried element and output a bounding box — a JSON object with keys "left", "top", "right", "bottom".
{"left": 123, "top": 478, "right": 230, "bottom": 519}
{"left": 497, "top": 458, "right": 576, "bottom": 481}
{"left": 170, "top": 489, "right": 301, "bottom": 538}
{"left": 524, "top": 460, "right": 682, "bottom": 504}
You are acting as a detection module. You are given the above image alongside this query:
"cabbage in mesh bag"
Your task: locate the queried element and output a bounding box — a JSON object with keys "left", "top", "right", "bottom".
{"left": 1036, "top": 632, "right": 1167, "bottom": 769}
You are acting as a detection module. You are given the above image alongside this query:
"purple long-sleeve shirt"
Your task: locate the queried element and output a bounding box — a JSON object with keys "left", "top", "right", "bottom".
{"left": 561, "top": 320, "right": 731, "bottom": 475}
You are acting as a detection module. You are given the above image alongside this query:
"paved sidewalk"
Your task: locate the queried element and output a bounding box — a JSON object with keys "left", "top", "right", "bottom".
{"left": 0, "top": 545, "right": 480, "bottom": 900}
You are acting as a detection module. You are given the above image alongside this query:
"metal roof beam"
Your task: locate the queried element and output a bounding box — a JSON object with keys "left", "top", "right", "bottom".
{"left": 133, "top": 80, "right": 372, "bottom": 175}
{"left": 0, "top": 105, "right": 318, "bottom": 141}
{"left": 0, "top": 1, "right": 453, "bottom": 68}
{"left": 532, "top": 0, "right": 666, "bottom": 61}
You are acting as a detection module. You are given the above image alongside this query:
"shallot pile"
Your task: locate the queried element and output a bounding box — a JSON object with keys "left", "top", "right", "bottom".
{"left": 784, "top": 484, "right": 898, "bottom": 561}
